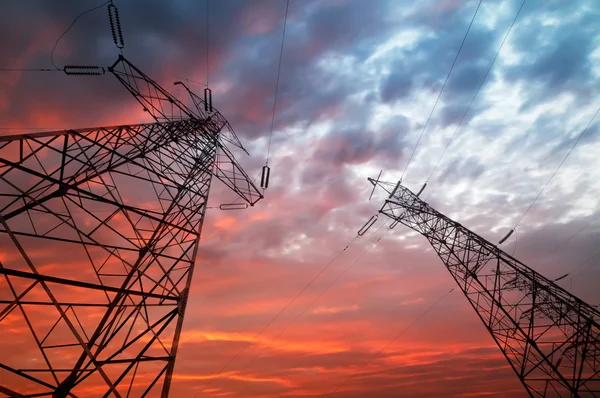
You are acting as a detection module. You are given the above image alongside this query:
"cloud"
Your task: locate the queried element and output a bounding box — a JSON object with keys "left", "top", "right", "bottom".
{"left": 1, "top": 0, "right": 600, "bottom": 397}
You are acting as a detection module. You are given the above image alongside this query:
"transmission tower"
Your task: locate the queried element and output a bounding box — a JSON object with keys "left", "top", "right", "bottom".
{"left": 368, "top": 178, "right": 599, "bottom": 397}
{"left": 0, "top": 55, "right": 262, "bottom": 397}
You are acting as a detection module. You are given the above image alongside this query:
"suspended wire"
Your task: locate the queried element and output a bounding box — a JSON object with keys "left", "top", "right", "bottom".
{"left": 206, "top": 0, "right": 210, "bottom": 86}
{"left": 400, "top": 0, "right": 483, "bottom": 181}
{"left": 511, "top": 107, "right": 599, "bottom": 230}
{"left": 327, "top": 287, "right": 455, "bottom": 396}
{"left": 265, "top": 0, "right": 291, "bottom": 165}
{"left": 569, "top": 247, "right": 600, "bottom": 281}
{"left": 0, "top": 68, "right": 61, "bottom": 72}
{"left": 552, "top": 244, "right": 600, "bottom": 289}
{"left": 50, "top": 0, "right": 110, "bottom": 70}
{"left": 175, "top": 77, "right": 208, "bottom": 87}
{"left": 426, "top": 0, "right": 527, "bottom": 184}
{"left": 548, "top": 217, "right": 597, "bottom": 260}
{"left": 218, "top": 221, "right": 390, "bottom": 394}
{"left": 194, "top": 232, "right": 361, "bottom": 396}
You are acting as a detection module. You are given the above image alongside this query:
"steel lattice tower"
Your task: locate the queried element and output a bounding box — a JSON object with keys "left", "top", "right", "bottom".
{"left": 0, "top": 55, "right": 262, "bottom": 397}
{"left": 369, "top": 178, "right": 600, "bottom": 397}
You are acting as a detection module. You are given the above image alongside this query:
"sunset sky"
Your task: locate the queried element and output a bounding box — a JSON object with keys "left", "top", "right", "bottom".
{"left": 1, "top": 0, "right": 600, "bottom": 397}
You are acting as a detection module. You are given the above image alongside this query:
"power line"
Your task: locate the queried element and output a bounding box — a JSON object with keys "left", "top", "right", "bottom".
{"left": 552, "top": 244, "right": 600, "bottom": 290}
{"left": 426, "top": 0, "right": 527, "bottom": 184}
{"left": 194, "top": 231, "right": 361, "bottom": 396}
{"left": 50, "top": 0, "right": 110, "bottom": 70}
{"left": 206, "top": 0, "right": 210, "bottom": 86}
{"left": 326, "top": 287, "right": 455, "bottom": 397}
{"left": 400, "top": 0, "right": 483, "bottom": 181}
{"left": 0, "top": 68, "right": 60, "bottom": 72}
{"left": 569, "top": 247, "right": 600, "bottom": 281}
{"left": 218, "top": 221, "right": 390, "bottom": 394}
{"left": 512, "top": 106, "right": 600, "bottom": 230}
{"left": 265, "top": 0, "right": 291, "bottom": 165}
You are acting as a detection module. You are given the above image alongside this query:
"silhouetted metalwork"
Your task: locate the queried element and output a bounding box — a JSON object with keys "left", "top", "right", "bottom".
{"left": 0, "top": 55, "right": 261, "bottom": 397}
{"left": 370, "top": 178, "right": 600, "bottom": 397}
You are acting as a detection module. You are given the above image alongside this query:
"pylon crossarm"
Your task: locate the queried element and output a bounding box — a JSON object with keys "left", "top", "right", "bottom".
{"left": 175, "top": 81, "right": 248, "bottom": 154}
{"left": 109, "top": 55, "right": 197, "bottom": 123}
{"left": 213, "top": 140, "right": 263, "bottom": 205}
{"left": 109, "top": 55, "right": 263, "bottom": 206}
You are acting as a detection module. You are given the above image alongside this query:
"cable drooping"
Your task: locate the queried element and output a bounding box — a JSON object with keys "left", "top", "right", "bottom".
{"left": 426, "top": 0, "right": 527, "bottom": 184}
{"left": 569, "top": 247, "right": 600, "bottom": 281}
{"left": 218, "top": 221, "right": 390, "bottom": 394}
{"left": 400, "top": 0, "right": 483, "bottom": 182}
{"left": 327, "top": 287, "right": 455, "bottom": 396}
{"left": 0, "top": 68, "right": 61, "bottom": 72}
{"left": 194, "top": 234, "right": 360, "bottom": 396}
{"left": 265, "top": 0, "right": 291, "bottom": 165}
{"left": 206, "top": 0, "right": 210, "bottom": 87}
{"left": 50, "top": 0, "right": 110, "bottom": 70}
{"left": 512, "top": 106, "right": 600, "bottom": 230}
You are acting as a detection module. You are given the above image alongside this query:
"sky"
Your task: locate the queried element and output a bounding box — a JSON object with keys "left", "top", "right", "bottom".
{"left": 1, "top": 0, "right": 600, "bottom": 397}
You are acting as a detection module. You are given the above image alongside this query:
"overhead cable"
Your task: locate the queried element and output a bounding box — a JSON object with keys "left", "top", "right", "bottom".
{"left": 218, "top": 221, "right": 390, "bottom": 394}
{"left": 50, "top": 0, "right": 110, "bottom": 70}
{"left": 400, "top": 0, "right": 483, "bottom": 181}
{"left": 425, "top": 0, "right": 527, "bottom": 184}
{"left": 327, "top": 287, "right": 455, "bottom": 396}
{"left": 194, "top": 232, "right": 361, "bottom": 396}
{"left": 265, "top": 0, "right": 291, "bottom": 166}
{"left": 511, "top": 106, "right": 600, "bottom": 230}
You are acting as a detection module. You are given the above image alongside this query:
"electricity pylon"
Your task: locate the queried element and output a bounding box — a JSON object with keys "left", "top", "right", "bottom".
{"left": 0, "top": 55, "right": 262, "bottom": 397}
{"left": 369, "top": 178, "right": 599, "bottom": 397}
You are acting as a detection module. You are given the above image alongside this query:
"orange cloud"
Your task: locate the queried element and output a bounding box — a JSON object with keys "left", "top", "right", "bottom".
{"left": 174, "top": 371, "right": 295, "bottom": 388}
{"left": 180, "top": 329, "right": 348, "bottom": 355}
{"left": 312, "top": 304, "right": 360, "bottom": 314}
{"left": 214, "top": 216, "right": 237, "bottom": 229}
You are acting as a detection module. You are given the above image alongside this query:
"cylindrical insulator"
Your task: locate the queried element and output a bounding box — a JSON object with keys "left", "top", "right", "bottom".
{"left": 554, "top": 273, "right": 569, "bottom": 282}
{"left": 108, "top": 4, "right": 124, "bottom": 49}
{"left": 204, "top": 88, "right": 209, "bottom": 112}
{"left": 358, "top": 214, "right": 378, "bottom": 236}
{"left": 261, "top": 165, "right": 271, "bottom": 189}
{"left": 219, "top": 203, "right": 248, "bottom": 211}
{"left": 389, "top": 219, "right": 400, "bottom": 229}
{"left": 498, "top": 229, "right": 514, "bottom": 244}
{"left": 416, "top": 182, "right": 427, "bottom": 197}
{"left": 63, "top": 65, "right": 105, "bottom": 75}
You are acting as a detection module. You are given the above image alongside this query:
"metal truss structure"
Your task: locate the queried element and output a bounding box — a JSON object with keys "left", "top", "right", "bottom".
{"left": 370, "top": 179, "right": 600, "bottom": 397}
{"left": 0, "top": 55, "right": 262, "bottom": 397}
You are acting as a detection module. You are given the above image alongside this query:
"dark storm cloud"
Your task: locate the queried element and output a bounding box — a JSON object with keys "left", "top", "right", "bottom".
{"left": 0, "top": 0, "right": 263, "bottom": 130}
{"left": 216, "top": 0, "right": 397, "bottom": 141}
{"left": 438, "top": 156, "right": 486, "bottom": 183}
{"left": 314, "top": 128, "right": 377, "bottom": 167}
{"left": 508, "top": 7, "right": 598, "bottom": 86}
{"left": 2, "top": 1, "right": 600, "bottom": 397}
{"left": 505, "top": 0, "right": 600, "bottom": 110}
{"left": 380, "top": 62, "right": 413, "bottom": 102}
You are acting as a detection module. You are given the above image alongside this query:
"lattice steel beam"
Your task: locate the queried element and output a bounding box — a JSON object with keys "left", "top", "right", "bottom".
{"left": 0, "top": 55, "right": 262, "bottom": 397}
{"left": 372, "top": 179, "right": 600, "bottom": 397}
